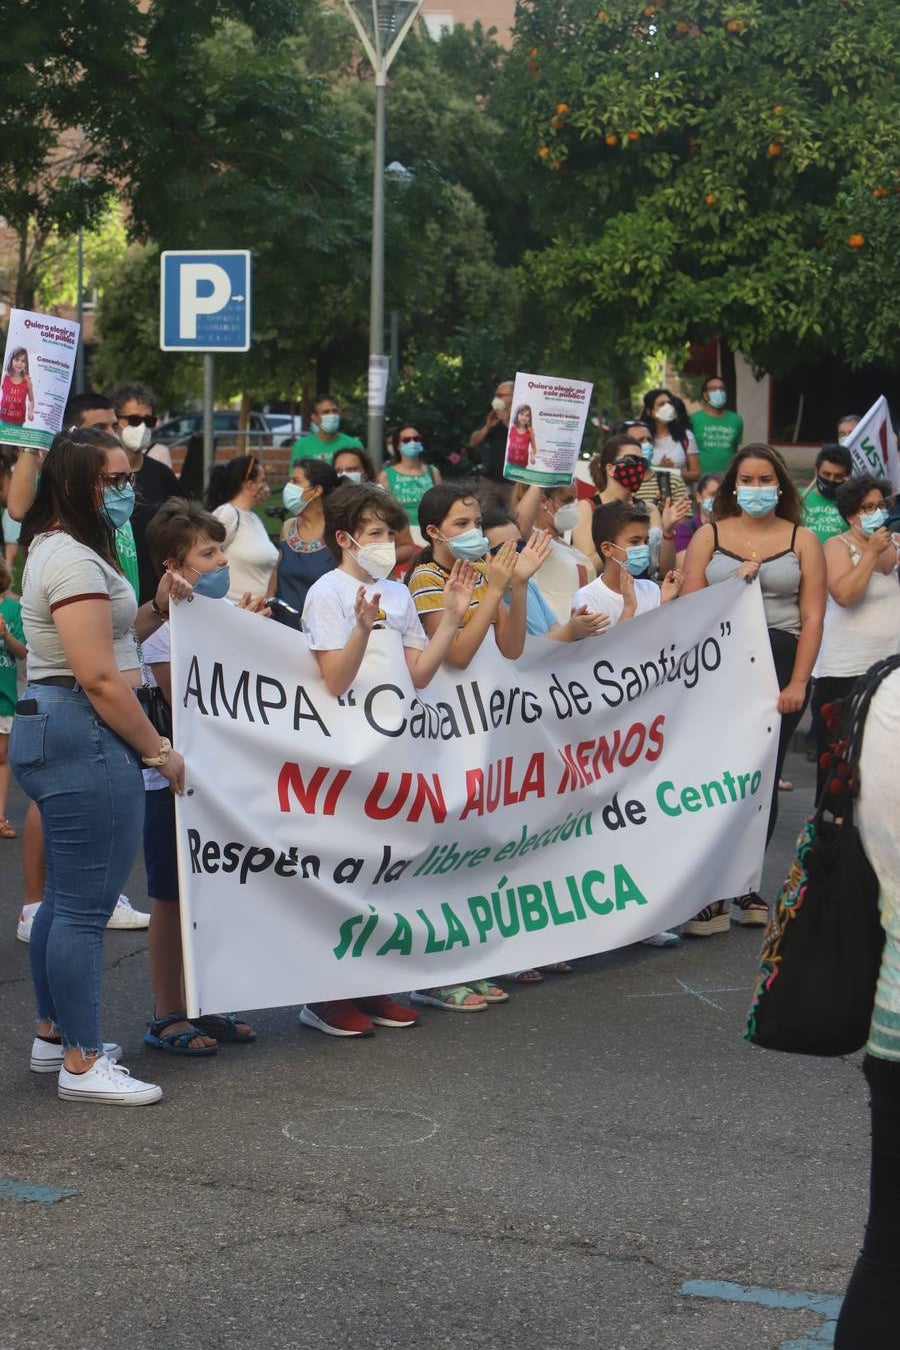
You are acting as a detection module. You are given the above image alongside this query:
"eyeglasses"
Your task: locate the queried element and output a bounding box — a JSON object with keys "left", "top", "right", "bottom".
{"left": 102, "top": 472, "right": 136, "bottom": 491}
{"left": 118, "top": 413, "right": 158, "bottom": 429}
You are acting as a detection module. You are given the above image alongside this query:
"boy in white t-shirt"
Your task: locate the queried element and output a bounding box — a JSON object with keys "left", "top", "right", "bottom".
{"left": 573, "top": 500, "right": 683, "bottom": 622}
{"left": 300, "top": 483, "right": 477, "bottom": 1038}
{"left": 573, "top": 500, "right": 684, "bottom": 950}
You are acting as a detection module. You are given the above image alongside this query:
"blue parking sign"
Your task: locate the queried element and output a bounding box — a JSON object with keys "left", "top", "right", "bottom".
{"left": 160, "top": 250, "right": 252, "bottom": 352}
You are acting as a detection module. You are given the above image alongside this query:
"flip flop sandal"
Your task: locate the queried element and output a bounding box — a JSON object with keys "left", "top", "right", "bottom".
{"left": 409, "top": 986, "right": 487, "bottom": 1012}
{"left": 192, "top": 1013, "right": 257, "bottom": 1043}
{"left": 467, "top": 979, "right": 509, "bottom": 1004}
{"left": 144, "top": 1013, "right": 218, "bottom": 1056}
{"left": 0, "top": 819, "right": 17, "bottom": 839}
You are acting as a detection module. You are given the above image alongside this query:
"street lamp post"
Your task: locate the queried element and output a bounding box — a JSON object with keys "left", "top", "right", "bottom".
{"left": 343, "top": 0, "right": 424, "bottom": 469}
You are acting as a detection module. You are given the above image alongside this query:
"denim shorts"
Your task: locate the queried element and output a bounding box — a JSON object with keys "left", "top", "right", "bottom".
{"left": 143, "top": 785, "right": 180, "bottom": 901}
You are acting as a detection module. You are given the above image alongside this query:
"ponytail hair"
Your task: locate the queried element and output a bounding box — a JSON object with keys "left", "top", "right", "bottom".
{"left": 205, "top": 454, "right": 258, "bottom": 511}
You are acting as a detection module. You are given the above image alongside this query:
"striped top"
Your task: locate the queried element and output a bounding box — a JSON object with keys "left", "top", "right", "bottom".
{"left": 407, "top": 558, "right": 492, "bottom": 628}
{"left": 859, "top": 672, "right": 900, "bottom": 1061}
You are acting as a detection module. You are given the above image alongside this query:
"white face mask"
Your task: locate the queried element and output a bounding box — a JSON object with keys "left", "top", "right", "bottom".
{"left": 655, "top": 402, "right": 676, "bottom": 424}
{"left": 351, "top": 536, "right": 396, "bottom": 580}
{"left": 553, "top": 501, "right": 580, "bottom": 533}
{"left": 120, "top": 422, "right": 152, "bottom": 453}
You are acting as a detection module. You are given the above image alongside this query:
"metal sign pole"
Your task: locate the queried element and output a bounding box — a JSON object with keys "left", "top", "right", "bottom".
{"left": 203, "top": 353, "right": 215, "bottom": 494}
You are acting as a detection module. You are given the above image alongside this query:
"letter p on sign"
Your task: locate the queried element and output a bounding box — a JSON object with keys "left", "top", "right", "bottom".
{"left": 160, "top": 250, "right": 252, "bottom": 352}
{"left": 179, "top": 264, "right": 232, "bottom": 339}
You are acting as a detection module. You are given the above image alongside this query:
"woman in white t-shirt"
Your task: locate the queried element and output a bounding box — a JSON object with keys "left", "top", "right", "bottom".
{"left": 207, "top": 454, "right": 279, "bottom": 602}
{"left": 10, "top": 428, "right": 185, "bottom": 1107}
{"left": 640, "top": 389, "right": 700, "bottom": 483}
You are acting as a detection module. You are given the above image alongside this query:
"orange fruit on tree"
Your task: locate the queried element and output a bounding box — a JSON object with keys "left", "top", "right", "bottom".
{"left": 847, "top": 234, "right": 865, "bottom": 248}
{"left": 675, "top": 21, "right": 690, "bottom": 33}
{"left": 873, "top": 187, "right": 888, "bottom": 198}
{"left": 605, "top": 133, "right": 618, "bottom": 146}
{"left": 556, "top": 103, "right": 570, "bottom": 115}
{"left": 643, "top": 4, "right": 656, "bottom": 14}
{"left": 538, "top": 145, "right": 550, "bottom": 158}
{"left": 768, "top": 142, "right": 782, "bottom": 156}
{"left": 705, "top": 192, "right": 717, "bottom": 205}
{"left": 627, "top": 129, "right": 640, "bottom": 141}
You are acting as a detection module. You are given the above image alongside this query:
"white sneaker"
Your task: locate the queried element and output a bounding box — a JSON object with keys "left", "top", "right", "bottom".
{"left": 16, "top": 902, "right": 40, "bottom": 944}
{"left": 641, "top": 929, "right": 681, "bottom": 948}
{"left": 106, "top": 895, "right": 150, "bottom": 930}
{"left": 57, "top": 1055, "right": 162, "bottom": 1105}
{"left": 30, "top": 1037, "right": 123, "bottom": 1074}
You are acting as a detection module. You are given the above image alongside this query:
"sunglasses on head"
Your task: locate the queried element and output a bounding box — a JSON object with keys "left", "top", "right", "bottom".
{"left": 118, "top": 413, "right": 158, "bottom": 429}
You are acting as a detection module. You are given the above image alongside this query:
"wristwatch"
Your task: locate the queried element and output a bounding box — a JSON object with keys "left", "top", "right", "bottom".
{"left": 141, "top": 737, "right": 172, "bottom": 767}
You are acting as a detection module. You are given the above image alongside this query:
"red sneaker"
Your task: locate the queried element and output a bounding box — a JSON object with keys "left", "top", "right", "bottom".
{"left": 355, "top": 995, "right": 419, "bottom": 1028}
{"left": 299, "top": 1001, "right": 375, "bottom": 1037}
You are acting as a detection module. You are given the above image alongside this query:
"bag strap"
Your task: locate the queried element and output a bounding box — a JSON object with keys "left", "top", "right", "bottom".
{"left": 817, "top": 654, "right": 900, "bottom": 821}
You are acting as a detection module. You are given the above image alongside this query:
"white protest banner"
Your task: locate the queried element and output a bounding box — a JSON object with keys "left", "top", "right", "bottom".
{"left": 172, "top": 578, "right": 778, "bottom": 1018}
{"left": 844, "top": 395, "right": 899, "bottom": 490}
{"left": 502, "top": 371, "right": 593, "bottom": 488}
{"left": 0, "top": 309, "right": 80, "bottom": 450}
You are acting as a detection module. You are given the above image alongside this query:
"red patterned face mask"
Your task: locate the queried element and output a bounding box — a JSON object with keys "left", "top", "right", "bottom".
{"left": 610, "top": 456, "right": 647, "bottom": 493}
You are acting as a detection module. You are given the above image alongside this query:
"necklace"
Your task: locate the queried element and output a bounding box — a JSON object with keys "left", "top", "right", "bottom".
{"left": 739, "top": 520, "right": 779, "bottom": 560}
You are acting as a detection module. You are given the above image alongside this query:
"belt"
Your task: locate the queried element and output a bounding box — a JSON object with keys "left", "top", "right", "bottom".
{"left": 31, "top": 676, "right": 78, "bottom": 689}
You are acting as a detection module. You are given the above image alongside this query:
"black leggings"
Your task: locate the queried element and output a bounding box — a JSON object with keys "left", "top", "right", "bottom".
{"left": 767, "top": 629, "right": 809, "bottom": 846}
{"left": 835, "top": 1055, "right": 900, "bottom": 1347}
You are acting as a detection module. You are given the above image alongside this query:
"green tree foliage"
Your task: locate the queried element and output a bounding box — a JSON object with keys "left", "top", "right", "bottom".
{"left": 510, "top": 0, "right": 900, "bottom": 372}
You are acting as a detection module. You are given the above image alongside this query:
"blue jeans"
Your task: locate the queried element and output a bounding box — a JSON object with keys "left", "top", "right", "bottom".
{"left": 10, "top": 685, "right": 145, "bottom": 1052}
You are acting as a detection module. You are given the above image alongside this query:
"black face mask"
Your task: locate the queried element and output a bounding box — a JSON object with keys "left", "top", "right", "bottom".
{"left": 816, "top": 475, "right": 841, "bottom": 500}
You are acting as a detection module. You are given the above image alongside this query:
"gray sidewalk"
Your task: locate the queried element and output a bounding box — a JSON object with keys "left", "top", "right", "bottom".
{"left": 0, "top": 741, "right": 859, "bottom": 1349}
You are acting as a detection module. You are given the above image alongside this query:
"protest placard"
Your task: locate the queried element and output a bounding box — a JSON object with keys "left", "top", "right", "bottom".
{"left": 171, "top": 579, "right": 778, "bottom": 1017}
{"left": 0, "top": 309, "right": 80, "bottom": 450}
{"left": 502, "top": 372, "right": 593, "bottom": 487}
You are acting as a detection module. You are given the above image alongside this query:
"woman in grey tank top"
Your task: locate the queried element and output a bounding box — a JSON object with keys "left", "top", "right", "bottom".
{"left": 680, "top": 444, "right": 826, "bottom": 933}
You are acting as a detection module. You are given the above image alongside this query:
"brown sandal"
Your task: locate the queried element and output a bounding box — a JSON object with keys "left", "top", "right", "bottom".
{"left": 0, "top": 819, "right": 17, "bottom": 839}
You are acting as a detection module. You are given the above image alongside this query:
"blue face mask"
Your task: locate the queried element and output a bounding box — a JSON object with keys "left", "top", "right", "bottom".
{"left": 612, "top": 543, "right": 651, "bottom": 576}
{"left": 400, "top": 440, "right": 423, "bottom": 458}
{"left": 707, "top": 389, "right": 727, "bottom": 410}
{"left": 318, "top": 413, "right": 340, "bottom": 435}
{"left": 283, "top": 482, "right": 308, "bottom": 515}
{"left": 859, "top": 507, "right": 888, "bottom": 535}
{"left": 192, "top": 564, "right": 231, "bottom": 599}
{"left": 340, "top": 470, "right": 363, "bottom": 484}
{"left": 444, "top": 527, "right": 489, "bottom": 561}
{"left": 102, "top": 484, "right": 136, "bottom": 529}
{"left": 701, "top": 496, "right": 715, "bottom": 515}
{"left": 736, "top": 485, "right": 779, "bottom": 517}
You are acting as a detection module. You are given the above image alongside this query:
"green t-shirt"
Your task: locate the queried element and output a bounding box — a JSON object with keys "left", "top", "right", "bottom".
{"left": 0, "top": 594, "right": 25, "bottom": 717}
{"left": 115, "top": 522, "right": 140, "bottom": 601}
{"left": 689, "top": 408, "right": 744, "bottom": 474}
{"left": 290, "top": 430, "right": 363, "bottom": 466}
{"left": 802, "top": 488, "right": 845, "bottom": 543}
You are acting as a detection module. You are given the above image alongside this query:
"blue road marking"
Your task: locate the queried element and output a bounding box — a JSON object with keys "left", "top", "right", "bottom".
{"left": 0, "top": 1177, "right": 78, "bottom": 1204}
{"left": 680, "top": 1279, "right": 842, "bottom": 1347}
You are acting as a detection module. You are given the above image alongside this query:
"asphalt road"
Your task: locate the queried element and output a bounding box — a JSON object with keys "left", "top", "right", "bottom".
{"left": 0, "top": 739, "right": 862, "bottom": 1350}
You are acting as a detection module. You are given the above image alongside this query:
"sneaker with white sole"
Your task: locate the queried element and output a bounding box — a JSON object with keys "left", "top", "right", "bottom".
{"left": 641, "top": 929, "right": 682, "bottom": 948}
{"left": 106, "top": 895, "right": 150, "bottom": 930}
{"left": 57, "top": 1055, "right": 162, "bottom": 1105}
{"left": 31, "top": 1038, "right": 123, "bottom": 1074}
{"left": 16, "top": 902, "right": 40, "bottom": 944}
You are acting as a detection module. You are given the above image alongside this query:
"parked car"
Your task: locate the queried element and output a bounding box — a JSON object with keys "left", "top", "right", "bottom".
{"left": 264, "top": 414, "right": 303, "bottom": 447}
{"left": 154, "top": 410, "right": 273, "bottom": 451}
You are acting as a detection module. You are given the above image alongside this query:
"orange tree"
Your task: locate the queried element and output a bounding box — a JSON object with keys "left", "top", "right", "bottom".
{"left": 509, "top": 0, "right": 899, "bottom": 372}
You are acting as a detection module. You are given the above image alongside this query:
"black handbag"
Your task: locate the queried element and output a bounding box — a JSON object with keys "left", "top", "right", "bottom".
{"left": 136, "top": 683, "right": 173, "bottom": 742}
{"left": 745, "top": 656, "right": 900, "bottom": 1057}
